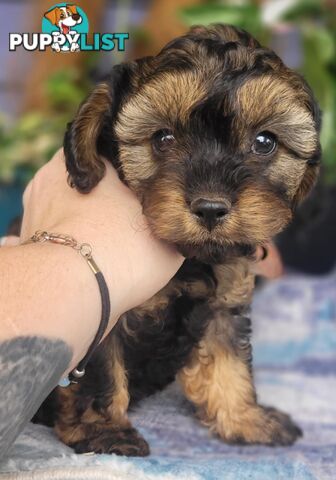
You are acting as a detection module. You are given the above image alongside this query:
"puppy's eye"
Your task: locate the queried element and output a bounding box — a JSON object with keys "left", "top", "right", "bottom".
{"left": 60, "top": 13, "right": 65, "bottom": 19}
{"left": 252, "top": 131, "right": 277, "bottom": 156}
{"left": 151, "top": 129, "right": 175, "bottom": 153}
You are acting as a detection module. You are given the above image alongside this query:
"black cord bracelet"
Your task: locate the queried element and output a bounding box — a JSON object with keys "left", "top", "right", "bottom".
{"left": 23, "top": 230, "right": 111, "bottom": 385}
{"left": 69, "top": 271, "right": 110, "bottom": 381}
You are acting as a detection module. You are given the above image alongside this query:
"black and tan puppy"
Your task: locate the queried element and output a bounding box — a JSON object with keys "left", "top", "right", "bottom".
{"left": 34, "top": 24, "right": 321, "bottom": 455}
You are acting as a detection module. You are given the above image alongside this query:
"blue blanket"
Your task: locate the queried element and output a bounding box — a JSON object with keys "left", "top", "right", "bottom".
{"left": 1, "top": 271, "right": 335, "bottom": 480}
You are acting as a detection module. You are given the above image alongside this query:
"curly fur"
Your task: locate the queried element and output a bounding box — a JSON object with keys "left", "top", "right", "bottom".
{"left": 34, "top": 24, "right": 321, "bottom": 455}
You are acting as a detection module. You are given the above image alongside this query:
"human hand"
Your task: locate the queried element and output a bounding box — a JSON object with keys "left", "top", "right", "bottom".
{"left": 251, "top": 242, "right": 284, "bottom": 279}
{"left": 0, "top": 236, "right": 19, "bottom": 246}
{"left": 19, "top": 149, "right": 184, "bottom": 320}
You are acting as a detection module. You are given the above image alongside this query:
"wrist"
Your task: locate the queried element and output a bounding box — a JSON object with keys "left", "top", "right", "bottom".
{"left": 0, "top": 242, "right": 105, "bottom": 371}
{"left": 36, "top": 221, "right": 132, "bottom": 318}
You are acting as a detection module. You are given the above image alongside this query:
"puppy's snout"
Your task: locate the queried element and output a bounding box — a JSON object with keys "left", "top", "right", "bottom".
{"left": 191, "top": 198, "right": 230, "bottom": 231}
{"left": 72, "top": 13, "right": 80, "bottom": 20}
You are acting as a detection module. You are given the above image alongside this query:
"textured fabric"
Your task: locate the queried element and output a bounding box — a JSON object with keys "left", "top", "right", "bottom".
{"left": 0, "top": 338, "right": 72, "bottom": 464}
{"left": 1, "top": 271, "right": 335, "bottom": 480}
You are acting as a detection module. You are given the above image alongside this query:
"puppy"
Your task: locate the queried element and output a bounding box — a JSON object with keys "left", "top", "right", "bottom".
{"left": 44, "top": 4, "right": 82, "bottom": 52}
{"left": 34, "top": 24, "right": 321, "bottom": 456}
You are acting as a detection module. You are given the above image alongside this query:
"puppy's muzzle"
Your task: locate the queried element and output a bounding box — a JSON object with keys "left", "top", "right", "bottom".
{"left": 191, "top": 198, "right": 231, "bottom": 231}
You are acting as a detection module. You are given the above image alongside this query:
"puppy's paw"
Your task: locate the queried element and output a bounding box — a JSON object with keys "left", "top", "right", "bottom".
{"left": 221, "top": 405, "right": 302, "bottom": 446}
{"left": 70, "top": 426, "right": 150, "bottom": 456}
{"left": 51, "top": 43, "right": 61, "bottom": 52}
{"left": 257, "top": 405, "right": 303, "bottom": 446}
{"left": 70, "top": 43, "right": 80, "bottom": 52}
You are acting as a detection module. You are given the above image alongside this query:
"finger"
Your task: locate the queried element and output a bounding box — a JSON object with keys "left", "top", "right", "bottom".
{"left": 251, "top": 242, "right": 284, "bottom": 279}
{"left": 253, "top": 245, "right": 267, "bottom": 263}
{"left": 22, "top": 179, "right": 33, "bottom": 209}
{"left": 0, "top": 236, "right": 20, "bottom": 247}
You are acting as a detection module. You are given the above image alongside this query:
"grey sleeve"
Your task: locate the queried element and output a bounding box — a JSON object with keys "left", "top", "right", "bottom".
{"left": 0, "top": 336, "right": 72, "bottom": 462}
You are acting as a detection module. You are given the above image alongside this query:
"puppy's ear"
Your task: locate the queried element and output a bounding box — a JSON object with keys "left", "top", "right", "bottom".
{"left": 67, "top": 4, "right": 77, "bottom": 15}
{"left": 44, "top": 7, "right": 59, "bottom": 25}
{"left": 293, "top": 83, "right": 322, "bottom": 206}
{"left": 64, "top": 62, "right": 137, "bottom": 193}
{"left": 293, "top": 163, "right": 320, "bottom": 207}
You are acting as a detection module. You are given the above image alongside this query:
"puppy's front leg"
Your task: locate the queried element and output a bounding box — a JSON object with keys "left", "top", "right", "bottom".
{"left": 178, "top": 305, "right": 302, "bottom": 446}
{"left": 53, "top": 335, "right": 149, "bottom": 456}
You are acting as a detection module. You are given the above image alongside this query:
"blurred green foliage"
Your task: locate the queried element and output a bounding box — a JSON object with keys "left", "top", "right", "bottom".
{"left": 0, "top": 68, "right": 91, "bottom": 184}
{"left": 182, "top": 3, "right": 260, "bottom": 33}
{"left": 0, "top": 0, "right": 335, "bottom": 185}
{"left": 181, "top": 0, "right": 336, "bottom": 184}
{"left": 283, "top": 0, "right": 336, "bottom": 183}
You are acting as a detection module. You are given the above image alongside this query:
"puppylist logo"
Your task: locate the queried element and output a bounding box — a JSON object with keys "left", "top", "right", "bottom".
{"left": 9, "top": 3, "right": 129, "bottom": 53}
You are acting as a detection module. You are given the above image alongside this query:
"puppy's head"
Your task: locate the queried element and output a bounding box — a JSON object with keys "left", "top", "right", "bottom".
{"left": 44, "top": 4, "right": 81, "bottom": 31}
{"left": 64, "top": 24, "right": 321, "bottom": 263}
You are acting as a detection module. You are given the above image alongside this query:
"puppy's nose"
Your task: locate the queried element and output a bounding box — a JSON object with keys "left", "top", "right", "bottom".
{"left": 191, "top": 198, "right": 230, "bottom": 231}
{"left": 72, "top": 13, "right": 80, "bottom": 20}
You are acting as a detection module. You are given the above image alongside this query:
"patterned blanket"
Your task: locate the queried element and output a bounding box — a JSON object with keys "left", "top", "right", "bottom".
{"left": 1, "top": 271, "right": 335, "bottom": 480}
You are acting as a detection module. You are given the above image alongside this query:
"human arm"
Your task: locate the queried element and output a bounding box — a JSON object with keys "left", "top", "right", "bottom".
{"left": 0, "top": 149, "right": 184, "bottom": 461}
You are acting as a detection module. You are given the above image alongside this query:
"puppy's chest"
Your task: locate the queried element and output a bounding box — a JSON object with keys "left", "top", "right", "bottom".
{"left": 120, "top": 257, "right": 254, "bottom": 330}
{"left": 130, "top": 260, "right": 217, "bottom": 319}
{"left": 115, "top": 258, "right": 254, "bottom": 402}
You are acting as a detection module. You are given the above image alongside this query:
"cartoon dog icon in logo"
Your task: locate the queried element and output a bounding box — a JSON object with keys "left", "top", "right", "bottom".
{"left": 44, "top": 4, "right": 82, "bottom": 52}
